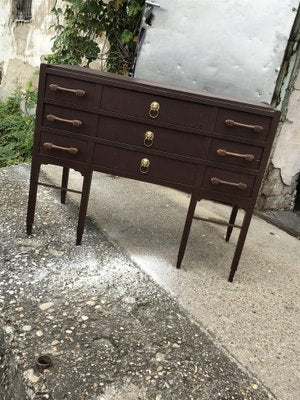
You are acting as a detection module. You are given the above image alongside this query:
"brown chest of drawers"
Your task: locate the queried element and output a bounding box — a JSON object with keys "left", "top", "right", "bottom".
{"left": 27, "top": 64, "right": 281, "bottom": 281}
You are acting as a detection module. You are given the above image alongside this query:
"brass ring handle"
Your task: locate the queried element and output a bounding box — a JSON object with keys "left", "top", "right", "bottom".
{"left": 46, "top": 114, "right": 82, "bottom": 127}
{"left": 140, "top": 158, "right": 150, "bottom": 174}
{"left": 217, "top": 148, "right": 255, "bottom": 162}
{"left": 43, "top": 142, "right": 79, "bottom": 155}
{"left": 149, "top": 101, "right": 160, "bottom": 119}
{"left": 144, "top": 131, "right": 155, "bottom": 147}
{"left": 49, "top": 84, "right": 85, "bottom": 97}
{"left": 225, "top": 119, "right": 263, "bottom": 133}
{"left": 210, "top": 177, "right": 247, "bottom": 190}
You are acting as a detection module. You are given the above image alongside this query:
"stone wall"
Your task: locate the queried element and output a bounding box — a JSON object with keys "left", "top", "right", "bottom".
{"left": 258, "top": 69, "right": 300, "bottom": 210}
{"left": 0, "top": 0, "right": 61, "bottom": 95}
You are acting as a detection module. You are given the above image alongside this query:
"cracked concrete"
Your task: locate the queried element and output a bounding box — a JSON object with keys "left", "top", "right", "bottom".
{"left": 0, "top": 164, "right": 280, "bottom": 399}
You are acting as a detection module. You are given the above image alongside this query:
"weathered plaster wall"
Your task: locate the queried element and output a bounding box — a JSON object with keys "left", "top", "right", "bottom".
{"left": 0, "top": 0, "right": 61, "bottom": 93}
{"left": 258, "top": 68, "right": 300, "bottom": 210}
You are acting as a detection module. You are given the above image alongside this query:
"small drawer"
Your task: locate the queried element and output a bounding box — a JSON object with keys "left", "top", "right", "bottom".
{"left": 39, "top": 132, "right": 89, "bottom": 163}
{"left": 215, "top": 108, "right": 272, "bottom": 141}
{"left": 98, "top": 116, "right": 205, "bottom": 159}
{"left": 42, "top": 104, "right": 98, "bottom": 136}
{"left": 208, "top": 139, "right": 263, "bottom": 170}
{"left": 203, "top": 167, "right": 256, "bottom": 198}
{"left": 93, "top": 144, "right": 198, "bottom": 187}
{"left": 101, "top": 86, "right": 211, "bottom": 130}
{"left": 45, "top": 74, "right": 100, "bottom": 108}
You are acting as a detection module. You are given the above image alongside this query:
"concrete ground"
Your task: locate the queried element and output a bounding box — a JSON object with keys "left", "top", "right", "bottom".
{"left": 257, "top": 210, "right": 300, "bottom": 239}
{"left": 39, "top": 164, "right": 300, "bottom": 400}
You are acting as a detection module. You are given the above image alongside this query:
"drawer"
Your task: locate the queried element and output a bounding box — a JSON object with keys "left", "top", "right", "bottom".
{"left": 208, "top": 139, "right": 263, "bottom": 170}
{"left": 98, "top": 116, "right": 205, "bottom": 159}
{"left": 215, "top": 108, "right": 272, "bottom": 141}
{"left": 42, "top": 104, "right": 98, "bottom": 136}
{"left": 93, "top": 144, "right": 198, "bottom": 187}
{"left": 39, "top": 132, "right": 89, "bottom": 163}
{"left": 203, "top": 167, "right": 256, "bottom": 198}
{"left": 101, "top": 86, "right": 211, "bottom": 130}
{"left": 45, "top": 74, "right": 100, "bottom": 108}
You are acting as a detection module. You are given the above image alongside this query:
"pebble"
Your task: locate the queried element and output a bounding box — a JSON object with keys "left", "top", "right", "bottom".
{"left": 251, "top": 383, "right": 258, "bottom": 390}
{"left": 81, "top": 315, "right": 89, "bottom": 321}
{"left": 66, "top": 329, "right": 73, "bottom": 334}
{"left": 39, "top": 302, "right": 54, "bottom": 311}
{"left": 22, "top": 325, "right": 32, "bottom": 332}
{"left": 23, "top": 369, "right": 40, "bottom": 384}
{"left": 36, "top": 330, "right": 43, "bottom": 337}
{"left": 86, "top": 300, "right": 96, "bottom": 306}
{"left": 51, "top": 340, "right": 60, "bottom": 346}
{"left": 15, "top": 306, "right": 24, "bottom": 312}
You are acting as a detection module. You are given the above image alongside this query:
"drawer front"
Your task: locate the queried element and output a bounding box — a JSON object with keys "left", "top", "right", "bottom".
{"left": 98, "top": 116, "right": 205, "bottom": 159}
{"left": 215, "top": 108, "right": 272, "bottom": 141}
{"left": 45, "top": 74, "right": 100, "bottom": 108}
{"left": 93, "top": 144, "right": 198, "bottom": 186}
{"left": 39, "top": 132, "right": 89, "bottom": 163}
{"left": 42, "top": 104, "right": 97, "bottom": 136}
{"left": 208, "top": 139, "right": 263, "bottom": 170}
{"left": 101, "top": 86, "right": 211, "bottom": 130}
{"left": 203, "top": 167, "right": 256, "bottom": 198}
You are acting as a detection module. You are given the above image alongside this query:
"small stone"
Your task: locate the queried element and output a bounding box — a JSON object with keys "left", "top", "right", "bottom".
{"left": 39, "top": 302, "right": 54, "bottom": 311}
{"left": 51, "top": 340, "right": 60, "bottom": 346}
{"left": 251, "top": 383, "right": 258, "bottom": 390}
{"left": 22, "top": 325, "right": 32, "bottom": 332}
{"left": 65, "top": 329, "right": 73, "bottom": 334}
{"left": 15, "top": 306, "right": 24, "bottom": 312}
{"left": 157, "top": 366, "right": 163, "bottom": 372}
{"left": 36, "top": 330, "right": 43, "bottom": 337}
{"left": 86, "top": 300, "right": 96, "bottom": 306}
{"left": 156, "top": 395, "right": 162, "bottom": 400}
{"left": 23, "top": 369, "right": 40, "bottom": 384}
{"left": 81, "top": 315, "right": 89, "bottom": 321}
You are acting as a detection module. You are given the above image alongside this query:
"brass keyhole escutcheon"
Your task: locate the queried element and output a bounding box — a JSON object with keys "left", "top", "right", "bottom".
{"left": 140, "top": 158, "right": 150, "bottom": 174}
{"left": 144, "top": 131, "right": 155, "bottom": 147}
{"left": 149, "top": 101, "right": 160, "bottom": 119}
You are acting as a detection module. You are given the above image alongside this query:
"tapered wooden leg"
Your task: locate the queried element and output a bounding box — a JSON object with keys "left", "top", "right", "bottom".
{"left": 228, "top": 209, "right": 253, "bottom": 282}
{"left": 26, "top": 160, "right": 41, "bottom": 235}
{"left": 76, "top": 171, "right": 93, "bottom": 246}
{"left": 226, "top": 205, "right": 239, "bottom": 242}
{"left": 176, "top": 194, "right": 198, "bottom": 269}
{"left": 61, "top": 167, "right": 70, "bottom": 204}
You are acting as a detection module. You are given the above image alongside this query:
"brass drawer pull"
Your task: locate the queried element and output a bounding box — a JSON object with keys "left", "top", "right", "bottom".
{"left": 149, "top": 101, "right": 160, "bottom": 119}
{"left": 144, "top": 131, "right": 154, "bottom": 147}
{"left": 210, "top": 177, "right": 247, "bottom": 191}
{"left": 43, "top": 142, "right": 79, "bottom": 155}
{"left": 140, "top": 158, "right": 150, "bottom": 174}
{"left": 46, "top": 114, "right": 82, "bottom": 127}
{"left": 225, "top": 119, "right": 263, "bottom": 133}
{"left": 49, "top": 84, "right": 85, "bottom": 97}
{"left": 217, "top": 148, "right": 255, "bottom": 162}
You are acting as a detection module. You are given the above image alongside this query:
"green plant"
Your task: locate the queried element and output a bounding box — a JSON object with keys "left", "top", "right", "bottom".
{"left": 46, "top": 0, "right": 145, "bottom": 74}
{"left": 0, "top": 84, "right": 37, "bottom": 167}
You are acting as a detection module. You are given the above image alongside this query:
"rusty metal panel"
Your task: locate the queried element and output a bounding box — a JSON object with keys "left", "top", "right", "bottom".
{"left": 135, "top": 0, "right": 299, "bottom": 103}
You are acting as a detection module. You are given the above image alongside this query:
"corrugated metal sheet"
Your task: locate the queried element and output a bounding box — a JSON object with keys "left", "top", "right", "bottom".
{"left": 135, "top": 0, "right": 299, "bottom": 103}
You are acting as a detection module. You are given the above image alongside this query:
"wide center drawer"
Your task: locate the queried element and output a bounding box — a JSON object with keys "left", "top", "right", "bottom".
{"left": 98, "top": 116, "right": 205, "bottom": 159}
{"left": 93, "top": 144, "right": 198, "bottom": 187}
{"left": 101, "top": 86, "right": 211, "bottom": 130}
{"left": 42, "top": 104, "right": 98, "bottom": 136}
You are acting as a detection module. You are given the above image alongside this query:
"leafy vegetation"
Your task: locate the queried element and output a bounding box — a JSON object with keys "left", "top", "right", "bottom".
{"left": 46, "top": 0, "right": 145, "bottom": 74}
{"left": 0, "top": 83, "right": 37, "bottom": 167}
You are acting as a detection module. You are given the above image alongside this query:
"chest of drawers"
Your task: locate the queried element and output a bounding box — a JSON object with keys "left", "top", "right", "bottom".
{"left": 27, "top": 64, "right": 280, "bottom": 281}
